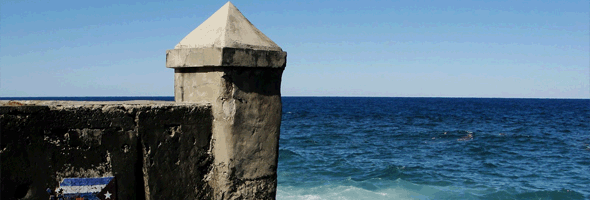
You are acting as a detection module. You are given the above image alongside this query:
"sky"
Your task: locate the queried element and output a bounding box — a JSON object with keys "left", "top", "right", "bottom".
{"left": 1, "top": 0, "right": 588, "bottom": 98}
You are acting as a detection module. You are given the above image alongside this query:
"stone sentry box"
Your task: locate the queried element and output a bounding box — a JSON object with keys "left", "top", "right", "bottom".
{"left": 1, "top": 2, "right": 285, "bottom": 200}
{"left": 166, "top": 2, "right": 286, "bottom": 199}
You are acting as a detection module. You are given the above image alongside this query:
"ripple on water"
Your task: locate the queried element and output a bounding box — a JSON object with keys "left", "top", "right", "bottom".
{"left": 278, "top": 97, "right": 590, "bottom": 199}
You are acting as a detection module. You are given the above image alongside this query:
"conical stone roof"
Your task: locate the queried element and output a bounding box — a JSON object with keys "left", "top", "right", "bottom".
{"left": 175, "top": 2, "right": 282, "bottom": 51}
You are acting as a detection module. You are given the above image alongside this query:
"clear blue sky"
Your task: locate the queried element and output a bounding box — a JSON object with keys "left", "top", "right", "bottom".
{"left": 1, "top": 0, "right": 588, "bottom": 98}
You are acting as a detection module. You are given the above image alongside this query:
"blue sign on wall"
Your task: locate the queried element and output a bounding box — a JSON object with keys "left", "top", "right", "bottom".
{"left": 49, "top": 176, "right": 116, "bottom": 200}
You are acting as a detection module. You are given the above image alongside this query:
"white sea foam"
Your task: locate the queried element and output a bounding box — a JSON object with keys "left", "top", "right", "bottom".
{"left": 276, "top": 179, "right": 450, "bottom": 200}
{"left": 277, "top": 179, "right": 587, "bottom": 200}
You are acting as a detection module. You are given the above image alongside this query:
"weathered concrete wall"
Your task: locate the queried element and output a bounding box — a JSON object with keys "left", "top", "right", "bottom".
{"left": 1, "top": 101, "right": 212, "bottom": 200}
{"left": 174, "top": 67, "right": 283, "bottom": 199}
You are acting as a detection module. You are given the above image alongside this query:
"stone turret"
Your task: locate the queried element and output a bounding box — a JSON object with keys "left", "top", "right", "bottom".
{"left": 166, "top": 2, "right": 286, "bottom": 199}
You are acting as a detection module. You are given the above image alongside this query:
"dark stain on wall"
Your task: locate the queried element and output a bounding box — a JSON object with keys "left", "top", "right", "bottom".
{"left": 0, "top": 103, "right": 212, "bottom": 200}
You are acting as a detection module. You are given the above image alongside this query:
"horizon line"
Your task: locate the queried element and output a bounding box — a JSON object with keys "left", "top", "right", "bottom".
{"left": 1, "top": 96, "right": 588, "bottom": 100}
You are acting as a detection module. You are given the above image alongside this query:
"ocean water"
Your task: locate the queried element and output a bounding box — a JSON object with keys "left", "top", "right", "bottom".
{"left": 278, "top": 97, "right": 590, "bottom": 200}
{"left": 3, "top": 96, "right": 589, "bottom": 199}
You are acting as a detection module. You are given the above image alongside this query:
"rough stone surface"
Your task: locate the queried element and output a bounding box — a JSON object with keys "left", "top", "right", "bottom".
{"left": 174, "top": 67, "right": 284, "bottom": 200}
{"left": 0, "top": 101, "right": 212, "bottom": 200}
{"left": 138, "top": 105, "right": 213, "bottom": 200}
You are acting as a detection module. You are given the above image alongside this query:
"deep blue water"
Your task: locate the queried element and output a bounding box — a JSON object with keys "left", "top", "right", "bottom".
{"left": 3, "top": 97, "right": 589, "bottom": 199}
{"left": 278, "top": 97, "right": 590, "bottom": 200}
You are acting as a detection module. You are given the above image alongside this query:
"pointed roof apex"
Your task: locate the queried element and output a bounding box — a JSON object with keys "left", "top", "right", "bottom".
{"left": 175, "top": 2, "right": 282, "bottom": 51}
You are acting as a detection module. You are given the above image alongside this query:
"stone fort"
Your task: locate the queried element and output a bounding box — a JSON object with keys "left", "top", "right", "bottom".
{"left": 1, "top": 2, "right": 285, "bottom": 199}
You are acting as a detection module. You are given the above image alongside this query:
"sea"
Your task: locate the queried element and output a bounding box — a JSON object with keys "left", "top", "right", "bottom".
{"left": 2, "top": 96, "right": 589, "bottom": 200}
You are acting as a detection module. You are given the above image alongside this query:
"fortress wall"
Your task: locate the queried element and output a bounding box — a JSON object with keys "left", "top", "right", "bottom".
{"left": 1, "top": 101, "right": 213, "bottom": 199}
